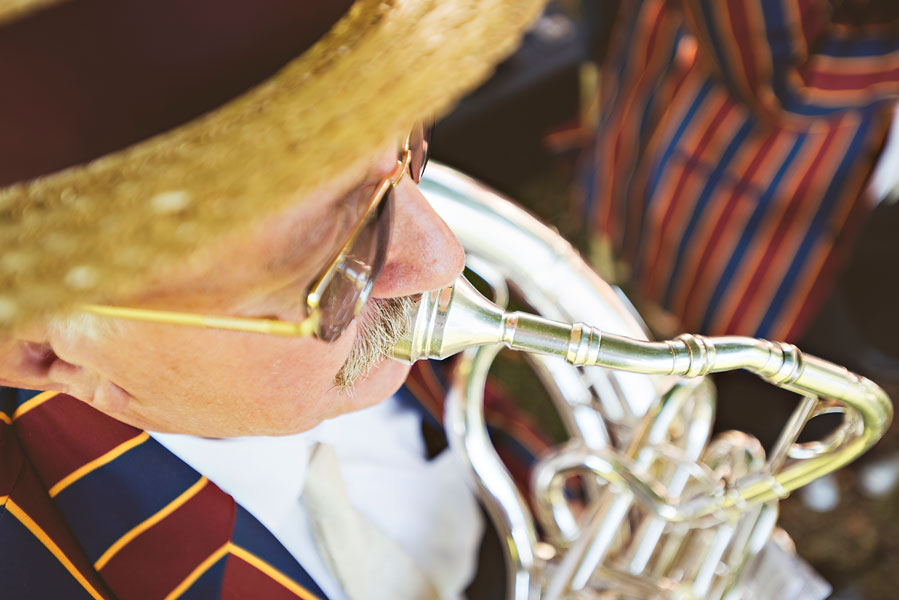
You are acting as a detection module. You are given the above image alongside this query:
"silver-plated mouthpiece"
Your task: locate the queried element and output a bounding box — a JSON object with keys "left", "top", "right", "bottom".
{"left": 390, "top": 276, "right": 507, "bottom": 364}
{"left": 389, "top": 276, "right": 605, "bottom": 366}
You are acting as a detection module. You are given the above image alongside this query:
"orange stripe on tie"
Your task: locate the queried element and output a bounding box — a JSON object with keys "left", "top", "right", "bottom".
{"left": 228, "top": 543, "right": 320, "bottom": 600}
{"left": 6, "top": 499, "right": 107, "bottom": 600}
{"left": 94, "top": 476, "right": 208, "bottom": 570}
{"left": 163, "top": 542, "right": 230, "bottom": 600}
{"left": 0, "top": 411, "right": 10, "bottom": 425}
{"left": 12, "top": 390, "right": 59, "bottom": 421}
{"left": 48, "top": 431, "right": 150, "bottom": 498}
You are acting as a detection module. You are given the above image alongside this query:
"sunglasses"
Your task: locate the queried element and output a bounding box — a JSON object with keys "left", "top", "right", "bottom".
{"left": 83, "top": 123, "right": 432, "bottom": 342}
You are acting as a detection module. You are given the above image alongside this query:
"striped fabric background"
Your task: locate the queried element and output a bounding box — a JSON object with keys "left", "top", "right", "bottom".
{"left": 582, "top": 0, "right": 899, "bottom": 341}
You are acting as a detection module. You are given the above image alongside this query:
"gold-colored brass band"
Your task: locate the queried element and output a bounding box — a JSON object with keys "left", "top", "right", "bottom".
{"left": 81, "top": 304, "right": 318, "bottom": 337}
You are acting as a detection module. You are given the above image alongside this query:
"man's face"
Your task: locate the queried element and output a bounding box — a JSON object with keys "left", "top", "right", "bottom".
{"left": 43, "top": 145, "right": 465, "bottom": 437}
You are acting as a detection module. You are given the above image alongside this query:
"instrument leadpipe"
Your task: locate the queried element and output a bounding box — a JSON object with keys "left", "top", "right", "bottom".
{"left": 391, "top": 275, "right": 892, "bottom": 515}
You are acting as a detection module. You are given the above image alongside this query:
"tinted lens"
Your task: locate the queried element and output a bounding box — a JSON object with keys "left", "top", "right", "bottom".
{"left": 316, "top": 187, "right": 394, "bottom": 342}
{"left": 408, "top": 121, "right": 433, "bottom": 184}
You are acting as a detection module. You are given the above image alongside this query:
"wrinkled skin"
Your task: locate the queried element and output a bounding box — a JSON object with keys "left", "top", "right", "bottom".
{"left": 0, "top": 146, "right": 465, "bottom": 436}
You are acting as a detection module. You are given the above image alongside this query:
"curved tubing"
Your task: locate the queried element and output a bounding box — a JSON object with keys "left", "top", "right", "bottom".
{"left": 392, "top": 275, "right": 892, "bottom": 516}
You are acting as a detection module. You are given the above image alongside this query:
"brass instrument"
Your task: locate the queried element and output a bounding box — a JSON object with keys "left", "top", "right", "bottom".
{"left": 395, "top": 163, "right": 893, "bottom": 600}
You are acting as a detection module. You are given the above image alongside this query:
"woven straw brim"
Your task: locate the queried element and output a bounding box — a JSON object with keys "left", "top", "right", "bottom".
{"left": 0, "top": 0, "right": 65, "bottom": 26}
{"left": 0, "top": 0, "right": 546, "bottom": 331}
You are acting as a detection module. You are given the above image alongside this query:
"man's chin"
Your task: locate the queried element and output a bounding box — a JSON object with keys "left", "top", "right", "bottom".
{"left": 333, "top": 356, "right": 412, "bottom": 413}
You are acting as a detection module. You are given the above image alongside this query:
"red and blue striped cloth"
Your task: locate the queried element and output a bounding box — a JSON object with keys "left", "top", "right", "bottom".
{"left": 582, "top": 0, "right": 899, "bottom": 341}
{"left": 1, "top": 387, "right": 329, "bottom": 599}
{"left": 0, "top": 361, "right": 551, "bottom": 599}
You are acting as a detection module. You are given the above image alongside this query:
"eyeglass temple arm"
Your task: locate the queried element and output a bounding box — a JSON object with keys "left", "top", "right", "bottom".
{"left": 81, "top": 305, "right": 318, "bottom": 337}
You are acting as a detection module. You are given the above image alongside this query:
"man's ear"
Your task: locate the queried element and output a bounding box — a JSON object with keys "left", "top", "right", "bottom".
{"left": 0, "top": 333, "right": 132, "bottom": 414}
{"left": 0, "top": 337, "right": 73, "bottom": 393}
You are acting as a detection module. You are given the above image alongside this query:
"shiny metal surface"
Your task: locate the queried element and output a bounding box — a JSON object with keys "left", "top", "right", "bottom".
{"left": 405, "top": 163, "right": 891, "bottom": 599}
{"left": 395, "top": 273, "right": 892, "bottom": 515}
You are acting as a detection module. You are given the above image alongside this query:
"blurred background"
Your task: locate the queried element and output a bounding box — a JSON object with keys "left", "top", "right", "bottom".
{"left": 430, "top": 1, "right": 899, "bottom": 598}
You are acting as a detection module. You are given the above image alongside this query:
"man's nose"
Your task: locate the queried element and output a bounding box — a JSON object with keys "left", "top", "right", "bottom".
{"left": 370, "top": 176, "right": 465, "bottom": 298}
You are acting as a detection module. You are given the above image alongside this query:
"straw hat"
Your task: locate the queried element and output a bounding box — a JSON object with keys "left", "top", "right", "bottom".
{"left": 0, "top": 0, "right": 545, "bottom": 331}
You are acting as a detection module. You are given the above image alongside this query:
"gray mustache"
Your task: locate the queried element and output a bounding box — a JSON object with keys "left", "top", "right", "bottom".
{"left": 334, "top": 296, "right": 414, "bottom": 390}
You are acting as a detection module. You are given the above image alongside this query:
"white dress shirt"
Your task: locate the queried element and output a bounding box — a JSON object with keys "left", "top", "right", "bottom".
{"left": 150, "top": 395, "right": 483, "bottom": 600}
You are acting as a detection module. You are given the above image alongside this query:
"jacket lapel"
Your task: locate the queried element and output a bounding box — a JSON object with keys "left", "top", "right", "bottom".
{"left": 7, "top": 389, "right": 328, "bottom": 600}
